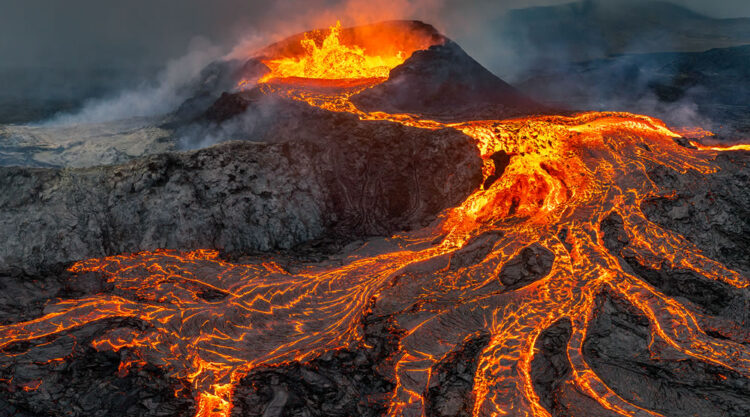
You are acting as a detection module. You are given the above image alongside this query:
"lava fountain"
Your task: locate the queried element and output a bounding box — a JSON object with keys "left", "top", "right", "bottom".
{"left": 248, "top": 20, "right": 442, "bottom": 88}
{"left": 259, "top": 21, "right": 406, "bottom": 82}
{"left": 1, "top": 21, "right": 749, "bottom": 417}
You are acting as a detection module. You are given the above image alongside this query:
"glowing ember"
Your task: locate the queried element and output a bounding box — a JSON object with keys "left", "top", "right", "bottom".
{"left": 259, "top": 22, "right": 410, "bottom": 83}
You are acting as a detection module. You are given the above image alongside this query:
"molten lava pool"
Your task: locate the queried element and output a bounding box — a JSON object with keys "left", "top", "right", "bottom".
{"left": 260, "top": 22, "right": 405, "bottom": 82}
{"left": 252, "top": 20, "right": 442, "bottom": 87}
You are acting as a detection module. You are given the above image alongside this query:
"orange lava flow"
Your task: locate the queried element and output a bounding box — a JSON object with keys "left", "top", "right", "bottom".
{"left": 3, "top": 35, "right": 750, "bottom": 417}
{"left": 689, "top": 140, "right": 750, "bottom": 152}
{"left": 259, "top": 21, "right": 410, "bottom": 83}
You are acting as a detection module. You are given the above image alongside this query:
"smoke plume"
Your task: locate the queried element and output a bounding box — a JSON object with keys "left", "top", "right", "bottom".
{"left": 44, "top": 38, "right": 223, "bottom": 126}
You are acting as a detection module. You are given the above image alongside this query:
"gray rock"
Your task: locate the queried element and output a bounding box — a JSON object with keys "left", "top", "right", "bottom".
{"left": 0, "top": 105, "right": 481, "bottom": 275}
{"left": 497, "top": 242, "right": 555, "bottom": 289}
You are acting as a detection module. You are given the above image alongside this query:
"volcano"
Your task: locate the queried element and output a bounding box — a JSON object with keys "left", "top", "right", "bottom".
{"left": 1, "top": 20, "right": 750, "bottom": 417}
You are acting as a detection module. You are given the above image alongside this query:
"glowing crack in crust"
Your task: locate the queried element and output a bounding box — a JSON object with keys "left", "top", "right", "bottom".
{"left": 2, "top": 24, "right": 750, "bottom": 417}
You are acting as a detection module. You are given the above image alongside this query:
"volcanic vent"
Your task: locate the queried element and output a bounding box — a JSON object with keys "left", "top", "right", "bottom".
{"left": 1, "top": 19, "right": 750, "bottom": 417}
{"left": 256, "top": 20, "right": 443, "bottom": 84}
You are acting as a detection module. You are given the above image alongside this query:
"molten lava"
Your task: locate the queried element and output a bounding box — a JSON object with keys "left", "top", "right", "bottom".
{"left": 2, "top": 22, "right": 750, "bottom": 417}
{"left": 256, "top": 21, "right": 439, "bottom": 85}
{"left": 260, "top": 22, "right": 403, "bottom": 82}
{"left": 689, "top": 140, "right": 750, "bottom": 152}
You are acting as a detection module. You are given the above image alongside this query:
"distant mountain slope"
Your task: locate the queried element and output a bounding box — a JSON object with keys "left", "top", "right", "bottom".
{"left": 500, "top": 0, "right": 750, "bottom": 64}
{"left": 0, "top": 67, "right": 156, "bottom": 125}
{"left": 517, "top": 45, "right": 750, "bottom": 137}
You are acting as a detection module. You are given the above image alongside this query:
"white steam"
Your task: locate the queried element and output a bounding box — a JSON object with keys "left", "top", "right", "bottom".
{"left": 177, "top": 95, "right": 283, "bottom": 150}
{"left": 43, "top": 37, "right": 223, "bottom": 126}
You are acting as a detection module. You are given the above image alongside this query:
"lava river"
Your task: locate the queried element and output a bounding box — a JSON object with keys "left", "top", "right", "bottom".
{"left": 1, "top": 24, "right": 750, "bottom": 417}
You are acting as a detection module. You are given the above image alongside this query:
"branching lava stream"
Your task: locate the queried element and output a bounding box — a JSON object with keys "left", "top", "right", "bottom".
{"left": 2, "top": 24, "right": 749, "bottom": 417}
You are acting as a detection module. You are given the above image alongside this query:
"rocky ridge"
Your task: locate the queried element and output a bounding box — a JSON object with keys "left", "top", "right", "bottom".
{"left": 0, "top": 99, "right": 481, "bottom": 276}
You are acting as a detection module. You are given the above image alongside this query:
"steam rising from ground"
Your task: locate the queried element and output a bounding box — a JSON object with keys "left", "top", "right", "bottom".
{"left": 43, "top": 38, "right": 223, "bottom": 126}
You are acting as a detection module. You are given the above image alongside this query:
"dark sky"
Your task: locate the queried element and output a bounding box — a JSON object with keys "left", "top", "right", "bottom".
{"left": 1, "top": 0, "right": 749, "bottom": 69}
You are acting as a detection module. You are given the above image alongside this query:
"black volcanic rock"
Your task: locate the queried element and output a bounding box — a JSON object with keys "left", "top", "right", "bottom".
{"left": 231, "top": 315, "right": 402, "bottom": 417}
{"left": 0, "top": 105, "right": 481, "bottom": 275}
{"left": 530, "top": 319, "right": 577, "bottom": 415}
{"left": 583, "top": 292, "right": 750, "bottom": 417}
{"left": 425, "top": 332, "right": 491, "bottom": 417}
{"left": 171, "top": 58, "right": 269, "bottom": 124}
{"left": 641, "top": 151, "right": 750, "bottom": 277}
{"left": 0, "top": 319, "right": 194, "bottom": 417}
{"left": 351, "top": 41, "right": 547, "bottom": 121}
{"left": 191, "top": 87, "right": 270, "bottom": 126}
{"left": 601, "top": 211, "right": 750, "bottom": 341}
{"left": 498, "top": 243, "right": 555, "bottom": 290}
{"left": 203, "top": 91, "right": 255, "bottom": 123}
